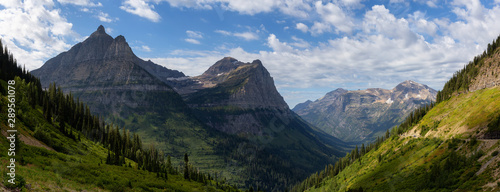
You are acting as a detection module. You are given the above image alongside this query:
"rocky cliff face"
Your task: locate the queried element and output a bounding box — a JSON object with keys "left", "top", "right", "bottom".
{"left": 184, "top": 57, "right": 293, "bottom": 135}
{"left": 189, "top": 58, "right": 289, "bottom": 110}
{"left": 469, "top": 50, "right": 500, "bottom": 92}
{"left": 31, "top": 25, "right": 185, "bottom": 116}
{"left": 293, "top": 80, "right": 437, "bottom": 143}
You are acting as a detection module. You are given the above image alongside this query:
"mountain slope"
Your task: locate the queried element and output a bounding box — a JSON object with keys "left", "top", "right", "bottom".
{"left": 183, "top": 57, "right": 350, "bottom": 190}
{"left": 293, "top": 80, "right": 436, "bottom": 143}
{"left": 0, "top": 44, "right": 234, "bottom": 191}
{"left": 29, "top": 26, "right": 349, "bottom": 191}
{"left": 302, "top": 87, "right": 500, "bottom": 192}
{"left": 292, "top": 35, "right": 500, "bottom": 192}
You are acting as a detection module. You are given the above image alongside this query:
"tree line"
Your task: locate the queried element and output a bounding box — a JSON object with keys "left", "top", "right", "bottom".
{"left": 436, "top": 34, "right": 500, "bottom": 103}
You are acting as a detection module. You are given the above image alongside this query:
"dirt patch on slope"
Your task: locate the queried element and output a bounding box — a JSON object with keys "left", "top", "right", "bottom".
{"left": 1, "top": 130, "right": 54, "bottom": 151}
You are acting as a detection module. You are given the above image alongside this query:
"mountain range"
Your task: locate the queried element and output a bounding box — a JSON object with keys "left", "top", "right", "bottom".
{"left": 293, "top": 80, "right": 437, "bottom": 143}
{"left": 31, "top": 25, "right": 348, "bottom": 191}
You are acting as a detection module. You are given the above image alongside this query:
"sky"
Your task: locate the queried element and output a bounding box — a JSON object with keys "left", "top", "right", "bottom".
{"left": 1, "top": 0, "right": 500, "bottom": 108}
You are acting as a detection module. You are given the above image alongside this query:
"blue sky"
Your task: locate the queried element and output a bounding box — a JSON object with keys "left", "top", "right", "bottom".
{"left": 1, "top": 0, "right": 500, "bottom": 107}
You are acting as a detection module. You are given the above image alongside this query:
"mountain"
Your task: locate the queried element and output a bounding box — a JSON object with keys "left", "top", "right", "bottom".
{"left": 291, "top": 35, "right": 500, "bottom": 192}
{"left": 30, "top": 26, "right": 348, "bottom": 191}
{"left": 0, "top": 43, "right": 234, "bottom": 191}
{"left": 181, "top": 57, "right": 350, "bottom": 190}
{"left": 293, "top": 80, "right": 437, "bottom": 143}
{"left": 31, "top": 25, "right": 185, "bottom": 117}
{"left": 184, "top": 57, "right": 291, "bottom": 135}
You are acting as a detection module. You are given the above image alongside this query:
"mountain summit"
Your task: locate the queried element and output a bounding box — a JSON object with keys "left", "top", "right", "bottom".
{"left": 293, "top": 80, "right": 437, "bottom": 143}
{"left": 186, "top": 57, "right": 289, "bottom": 111}
{"left": 31, "top": 25, "right": 185, "bottom": 116}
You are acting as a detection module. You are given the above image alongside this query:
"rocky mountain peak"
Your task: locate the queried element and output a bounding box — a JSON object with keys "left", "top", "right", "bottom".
{"left": 392, "top": 80, "right": 436, "bottom": 101}
{"left": 187, "top": 57, "right": 289, "bottom": 110}
{"left": 104, "top": 35, "right": 135, "bottom": 60}
{"left": 252, "top": 59, "right": 263, "bottom": 65}
{"left": 201, "top": 57, "right": 241, "bottom": 78}
{"left": 31, "top": 25, "right": 182, "bottom": 89}
{"left": 321, "top": 88, "right": 348, "bottom": 100}
{"left": 97, "top": 25, "right": 105, "bottom": 32}
{"left": 89, "top": 25, "right": 111, "bottom": 38}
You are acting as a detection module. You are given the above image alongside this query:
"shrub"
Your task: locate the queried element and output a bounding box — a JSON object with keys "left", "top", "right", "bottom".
{"left": 492, "top": 151, "right": 499, "bottom": 157}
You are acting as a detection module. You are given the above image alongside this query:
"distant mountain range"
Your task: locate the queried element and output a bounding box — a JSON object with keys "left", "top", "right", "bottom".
{"left": 293, "top": 80, "right": 437, "bottom": 143}
{"left": 31, "top": 25, "right": 348, "bottom": 191}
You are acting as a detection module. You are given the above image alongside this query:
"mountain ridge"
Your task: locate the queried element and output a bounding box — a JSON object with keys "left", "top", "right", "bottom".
{"left": 293, "top": 80, "right": 437, "bottom": 143}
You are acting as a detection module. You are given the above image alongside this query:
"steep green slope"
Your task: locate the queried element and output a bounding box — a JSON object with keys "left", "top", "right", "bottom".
{"left": 292, "top": 36, "right": 500, "bottom": 192}
{"left": 0, "top": 87, "right": 235, "bottom": 191}
{"left": 293, "top": 87, "right": 500, "bottom": 192}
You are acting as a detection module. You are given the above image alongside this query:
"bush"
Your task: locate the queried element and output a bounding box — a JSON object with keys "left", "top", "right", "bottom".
{"left": 492, "top": 151, "right": 499, "bottom": 157}
{"left": 34, "top": 127, "right": 52, "bottom": 146}
{"left": 4, "top": 174, "right": 26, "bottom": 189}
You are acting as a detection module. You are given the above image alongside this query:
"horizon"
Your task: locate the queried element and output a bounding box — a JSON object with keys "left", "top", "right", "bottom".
{"left": 2, "top": 0, "right": 500, "bottom": 107}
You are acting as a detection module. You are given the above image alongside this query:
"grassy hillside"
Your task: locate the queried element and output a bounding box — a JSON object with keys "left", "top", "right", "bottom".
{"left": 292, "top": 35, "right": 500, "bottom": 192}
{"left": 0, "top": 42, "right": 238, "bottom": 191}
{"left": 0, "top": 78, "right": 237, "bottom": 191}
{"left": 293, "top": 82, "right": 500, "bottom": 192}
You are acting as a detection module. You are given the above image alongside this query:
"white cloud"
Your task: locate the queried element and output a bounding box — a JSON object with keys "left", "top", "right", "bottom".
{"left": 426, "top": 0, "right": 438, "bottom": 8}
{"left": 185, "top": 38, "right": 201, "bottom": 44}
{"left": 215, "top": 30, "right": 259, "bottom": 41}
{"left": 267, "top": 34, "right": 294, "bottom": 53}
{"left": 215, "top": 30, "right": 232, "bottom": 36}
{"left": 296, "top": 23, "right": 309, "bottom": 33}
{"left": 312, "top": 1, "right": 355, "bottom": 34}
{"left": 0, "top": 0, "right": 75, "bottom": 70}
{"left": 186, "top": 30, "right": 203, "bottom": 39}
{"left": 133, "top": 45, "right": 151, "bottom": 52}
{"left": 408, "top": 11, "right": 438, "bottom": 36}
{"left": 233, "top": 32, "right": 258, "bottom": 41}
{"left": 120, "top": 0, "right": 161, "bottom": 22}
{"left": 57, "top": 0, "right": 102, "bottom": 7}
{"left": 96, "top": 11, "right": 115, "bottom": 23}
{"left": 290, "top": 36, "right": 310, "bottom": 49}
{"left": 160, "top": 0, "right": 312, "bottom": 18}
{"left": 363, "top": 5, "right": 419, "bottom": 46}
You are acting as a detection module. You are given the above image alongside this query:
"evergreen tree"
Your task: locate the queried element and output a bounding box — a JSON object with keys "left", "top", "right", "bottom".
{"left": 184, "top": 153, "right": 190, "bottom": 180}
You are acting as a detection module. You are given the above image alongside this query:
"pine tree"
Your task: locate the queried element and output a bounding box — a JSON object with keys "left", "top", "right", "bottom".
{"left": 184, "top": 153, "right": 190, "bottom": 180}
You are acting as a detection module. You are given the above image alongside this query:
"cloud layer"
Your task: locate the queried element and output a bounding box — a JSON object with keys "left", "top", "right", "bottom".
{"left": 0, "top": 0, "right": 75, "bottom": 70}
{"left": 148, "top": 1, "right": 500, "bottom": 106}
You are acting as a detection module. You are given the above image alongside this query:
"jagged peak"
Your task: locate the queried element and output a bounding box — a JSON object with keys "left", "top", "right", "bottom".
{"left": 97, "top": 25, "right": 105, "bottom": 33}
{"left": 114, "top": 35, "right": 126, "bottom": 42}
{"left": 252, "top": 59, "right": 262, "bottom": 65}
{"left": 393, "top": 80, "right": 429, "bottom": 92}
{"left": 89, "top": 25, "right": 109, "bottom": 38}
{"left": 221, "top": 56, "right": 237, "bottom": 61}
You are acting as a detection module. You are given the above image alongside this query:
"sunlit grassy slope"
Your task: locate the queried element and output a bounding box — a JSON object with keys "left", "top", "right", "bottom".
{"left": 0, "top": 79, "right": 230, "bottom": 191}
{"left": 307, "top": 87, "right": 500, "bottom": 192}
